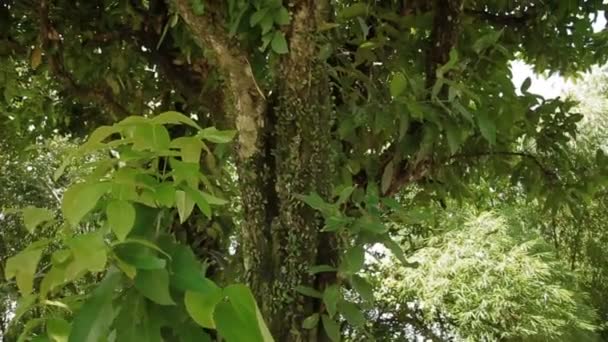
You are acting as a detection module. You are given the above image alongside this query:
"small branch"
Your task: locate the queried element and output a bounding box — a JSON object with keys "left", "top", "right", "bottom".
{"left": 38, "top": 0, "right": 128, "bottom": 122}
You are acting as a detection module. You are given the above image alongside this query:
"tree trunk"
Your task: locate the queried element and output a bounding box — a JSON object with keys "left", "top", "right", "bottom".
{"left": 176, "top": 2, "right": 337, "bottom": 339}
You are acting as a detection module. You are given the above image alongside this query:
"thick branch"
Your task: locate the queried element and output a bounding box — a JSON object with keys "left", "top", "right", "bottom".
{"left": 175, "top": 1, "right": 266, "bottom": 160}
{"left": 38, "top": 0, "right": 128, "bottom": 121}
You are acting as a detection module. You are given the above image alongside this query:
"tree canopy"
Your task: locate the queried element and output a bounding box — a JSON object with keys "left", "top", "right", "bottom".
{"left": 2, "top": 0, "right": 608, "bottom": 341}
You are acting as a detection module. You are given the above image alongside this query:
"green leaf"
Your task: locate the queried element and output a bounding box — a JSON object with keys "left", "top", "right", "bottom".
{"left": 381, "top": 237, "right": 408, "bottom": 265}
{"left": 323, "top": 285, "right": 341, "bottom": 318}
{"left": 183, "top": 186, "right": 212, "bottom": 218}
{"left": 389, "top": 72, "right": 407, "bottom": 97}
{"left": 445, "top": 120, "right": 463, "bottom": 154}
{"left": 69, "top": 271, "right": 121, "bottom": 342}
{"left": 170, "top": 137, "right": 203, "bottom": 163}
{"left": 302, "top": 313, "right": 319, "bottom": 329}
{"left": 477, "top": 111, "right": 496, "bottom": 145}
{"left": 296, "top": 285, "right": 323, "bottom": 299}
{"left": 309, "top": 264, "right": 337, "bottom": 275}
{"left": 5, "top": 247, "right": 44, "bottom": 295}
{"left": 62, "top": 182, "right": 109, "bottom": 226}
{"left": 114, "top": 293, "right": 162, "bottom": 342}
{"left": 338, "top": 301, "right": 365, "bottom": 327}
{"left": 151, "top": 111, "right": 202, "bottom": 130}
{"left": 47, "top": 318, "right": 70, "bottom": 342}
{"left": 351, "top": 275, "right": 374, "bottom": 303}
{"left": 198, "top": 127, "right": 236, "bottom": 144}
{"left": 222, "top": 284, "right": 274, "bottom": 342}
{"left": 336, "top": 186, "right": 355, "bottom": 205}
{"left": 167, "top": 242, "right": 216, "bottom": 292}
{"left": 21, "top": 206, "right": 54, "bottom": 233}
{"left": 380, "top": 161, "right": 394, "bottom": 195}
{"left": 339, "top": 3, "right": 368, "bottom": 19}
{"left": 250, "top": 8, "right": 269, "bottom": 26}
{"left": 106, "top": 200, "right": 136, "bottom": 241}
{"left": 185, "top": 289, "right": 223, "bottom": 329}
{"left": 153, "top": 183, "right": 175, "bottom": 207}
{"left": 343, "top": 245, "right": 365, "bottom": 274}
{"left": 134, "top": 268, "right": 175, "bottom": 305}
{"left": 297, "top": 192, "right": 331, "bottom": 212}
{"left": 175, "top": 190, "right": 195, "bottom": 223}
{"left": 274, "top": 7, "right": 290, "bottom": 25}
{"left": 64, "top": 232, "right": 107, "bottom": 280}
{"left": 201, "top": 191, "right": 228, "bottom": 205}
{"left": 321, "top": 315, "right": 341, "bottom": 342}
{"left": 271, "top": 31, "right": 289, "bottom": 54}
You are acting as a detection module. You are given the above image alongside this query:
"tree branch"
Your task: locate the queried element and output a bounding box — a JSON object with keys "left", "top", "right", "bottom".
{"left": 38, "top": 0, "right": 129, "bottom": 122}
{"left": 175, "top": 1, "right": 266, "bottom": 160}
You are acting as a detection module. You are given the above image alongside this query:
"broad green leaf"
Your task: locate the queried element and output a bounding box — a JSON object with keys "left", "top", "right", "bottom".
{"left": 47, "top": 318, "right": 70, "bottom": 342}
{"left": 185, "top": 289, "right": 223, "bottom": 329}
{"left": 296, "top": 285, "right": 323, "bottom": 299}
{"left": 323, "top": 285, "right": 341, "bottom": 317}
{"left": 445, "top": 120, "right": 463, "bottom": 154}
{"left": 175, "top": 190, "right": 195, "bottom": 223}
{"left": 132, "top": 123, "right": 171, "bottom": 151}
{"left": 167, "top": 243, "right": 214, "bottom": 292}
{"left": 201, "top": 191, "right": 228, "bottom": 205}
{"left": 214, "top": 301, "right": 254, "bottom": 342}
{"left": 222, "top": 284, "right": 274, "bottom": 342}
{"left": 106, "top": 200, "right": 136, "bottom": 241}
{"left": 389, "top": 72, "right": 407, "bottom": 97}
{"left": 134, "top": 268, "right": 175, "bottom": 305}
{"left": 153, "top": 183, "right": 175, "bottom": 207}
{"left": 62, "top": 182, "right": 109, "bottom": 226}
{"left": 5, "top": 247, "right": 44, "bottom": 295}
{"left": 198, "top": 127, "right": 236, "bottom": 144}
{"left": 184, "top": 186, "right": 212, "bottom": 218}
{"left": 351, "top": 275, "right": 374, "bottom": 303}
{"left": 114, "top": 244, "right": 166, "bottom": 270}
{"left": 271, "top": 31, "right": 288, "bottom": 54}
{"left": 302, "top": 313, "right": 319, "bottom": 329}
{"left": 321, "top": 315, "right": 341, "bottom": 342}
{"left": 336, "top": 186, "right": 355, "bottom": 205}
{"left": 381, "top": 237, "right": 408, "bottom": 265}
{"left": 151, "top": 111, "right": 202, "bottom": 130}
{"left": 274, "top": 7, "right": 290, "bottom": 25}
{"left": 343, "top": 245, "right": 365, "bottom": 274}
{"left": 338, "top": 301, "right": 365, "bottom": 327}
{"left": 64, "top": 232, "right": 107, "bottom": 280}
{"left": 69, "top": 271, "right": 121, "bottom": 342}
{"left": 21, "top": 206, "right": 54, "bottom": 233}
{"left": 113, "top": 290, "right": 163, "bottom": 342}
{"left": 170, "top": 137, "right": 203, "bottom": 163}
{"left": 477, "top": 111, "right": 496, "bottom": 145}
{"left": 250, "top": 8, "right": 269, "bottom": 26}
